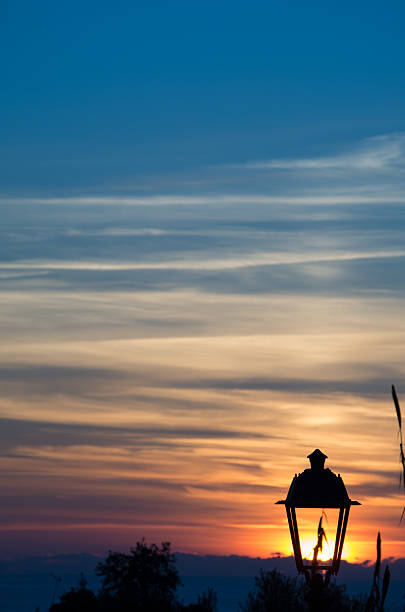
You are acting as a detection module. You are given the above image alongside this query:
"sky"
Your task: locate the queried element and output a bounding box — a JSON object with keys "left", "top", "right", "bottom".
{"left": 1, "top": 0, "right": 405, "bottom": 564}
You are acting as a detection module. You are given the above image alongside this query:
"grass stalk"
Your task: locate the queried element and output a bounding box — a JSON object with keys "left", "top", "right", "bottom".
{"left": 391, "top": 385, "right": 405, "bottom": 522}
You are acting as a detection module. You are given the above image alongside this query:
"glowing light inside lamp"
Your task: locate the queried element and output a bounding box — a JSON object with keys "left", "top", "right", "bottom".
{"left": 300, "top": 537, "right": 335, "bottom": 563}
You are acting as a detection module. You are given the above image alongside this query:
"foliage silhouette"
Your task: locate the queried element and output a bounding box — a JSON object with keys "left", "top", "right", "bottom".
{"left": 238, "top": 569, "right": 306, "bottom": 611}
{"left": 49, "top": 574, "right": 98, "bottom": 612}
{"left": 238, "top": 569, "right": 367, "bottom": 612}
{"left": 183, "top": 588, "right": 218, "bottom": 611}
{"left": 96, "top": 540, "right": 180, "bottom": 611}
{"left": 49, "top": 540, "right": 217, "bottom": 612}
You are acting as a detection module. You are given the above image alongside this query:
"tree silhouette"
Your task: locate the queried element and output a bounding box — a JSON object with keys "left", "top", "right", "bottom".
{"left": 49, "top": 574, "right": 98, "bottom": 612}
{"left": 183, "top": 588, "right": 218, "bottom": 611}
{"left": 238, "top": 568, "right": 368, "bottom": 612}
{"left": 49, "top": 540, "right": 217, "bottom": 612}
{"left": 96, "top": 540, "right": 180, "bottom": 612}
{"left": 238, "top": 569, "right": 306, "bottom": 612}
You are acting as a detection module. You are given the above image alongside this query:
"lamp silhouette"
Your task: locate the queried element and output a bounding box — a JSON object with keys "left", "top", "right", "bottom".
{"left": 276, "top": 449, "right": 360, "bottom": 586}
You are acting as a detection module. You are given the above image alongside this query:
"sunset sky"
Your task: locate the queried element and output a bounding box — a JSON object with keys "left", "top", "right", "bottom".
{"left": 2, "top": 1, "right": 405, "bottom": 564}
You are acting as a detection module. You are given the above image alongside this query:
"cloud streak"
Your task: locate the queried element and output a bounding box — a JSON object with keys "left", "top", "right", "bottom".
{"left": 246, "top": 133, "right": 405, "bottom": 172}
{"left": 2, "top": 249, "right": 405, "bottom": 271}
{"left": 3, "top": 191, "right": 405, "bottom": 206}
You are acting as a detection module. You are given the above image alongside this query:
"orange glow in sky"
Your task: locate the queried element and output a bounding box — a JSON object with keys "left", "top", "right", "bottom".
{"left": 1, "top": 136, "right": 405, "bottom": 563}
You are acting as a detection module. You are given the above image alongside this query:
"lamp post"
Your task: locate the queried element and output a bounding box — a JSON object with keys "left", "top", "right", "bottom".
{"left": 276, "top": 449, "right": 360, "bottom": 591}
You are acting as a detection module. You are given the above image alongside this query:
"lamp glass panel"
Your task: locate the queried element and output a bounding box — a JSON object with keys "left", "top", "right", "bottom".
{"left": 294, "top": 508, "right": 341, "bottom": 563}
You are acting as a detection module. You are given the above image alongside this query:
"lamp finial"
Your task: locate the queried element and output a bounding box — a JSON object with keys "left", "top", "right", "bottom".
{"left": 307, "top": 449, "right": 328, "bottom": 470}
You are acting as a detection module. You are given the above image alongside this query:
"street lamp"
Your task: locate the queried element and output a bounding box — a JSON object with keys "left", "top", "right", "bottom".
{"left": 276, "top": 449, "right": 360, "bottom": 586}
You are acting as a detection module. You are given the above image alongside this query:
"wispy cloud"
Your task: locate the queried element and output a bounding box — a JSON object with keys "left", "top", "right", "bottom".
{"left": 2, "top": 191, "right": 405, "bottom": 206}
{"left": 2, "top": 249, "right": 405, "bottom": 272}
{"left": 246, "top": 133, "right": 405, "bottom": 171}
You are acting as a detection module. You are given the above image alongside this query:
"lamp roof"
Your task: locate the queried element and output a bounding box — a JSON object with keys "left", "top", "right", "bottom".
{"left": 276, "top": 450, "right": 360, "bottom": 508}
{"left": 307, "top": 449, "right": 327, "bottom": 460}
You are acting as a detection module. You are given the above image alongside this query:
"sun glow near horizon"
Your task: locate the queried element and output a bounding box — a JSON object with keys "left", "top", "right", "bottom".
{"left": 1, "top": 136, "right": 405, "bottom": 562}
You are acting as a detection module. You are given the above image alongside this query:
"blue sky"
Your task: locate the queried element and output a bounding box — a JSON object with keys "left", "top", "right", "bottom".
{"left": 3, "top": 0, "right": 405, "bottom": 193}
{"left": 1, "top": 1, "right": 405, "bottom": 562}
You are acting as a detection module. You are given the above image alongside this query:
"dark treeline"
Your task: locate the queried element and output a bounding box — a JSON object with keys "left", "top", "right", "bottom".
{"left": 47, "top": 539, "right": 398, "bottom": 612}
